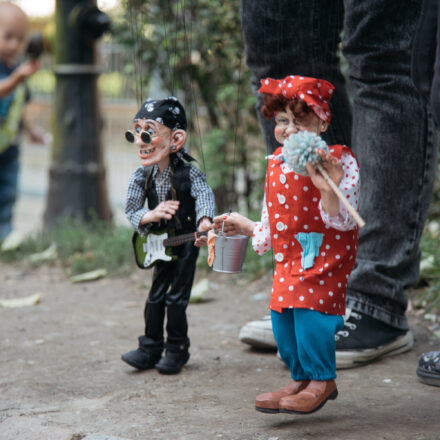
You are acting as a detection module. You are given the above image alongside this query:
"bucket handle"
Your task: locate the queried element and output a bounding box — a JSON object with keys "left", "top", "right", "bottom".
{"left": 218, "top": 210, "right": 231, "bottom": 237}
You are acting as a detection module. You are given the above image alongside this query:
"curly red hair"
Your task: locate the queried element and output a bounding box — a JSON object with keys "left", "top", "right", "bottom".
{"left": 261, "top": 94, "right": 312, "bottom": 120}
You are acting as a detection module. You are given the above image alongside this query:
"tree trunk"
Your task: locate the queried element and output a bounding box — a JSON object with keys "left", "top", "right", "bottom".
{"left": 44, "top": 0, "right": 112, "bottom": 227}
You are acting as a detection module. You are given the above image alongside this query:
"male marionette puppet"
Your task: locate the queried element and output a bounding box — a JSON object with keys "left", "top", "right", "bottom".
{"left": 122, "top": 97, "right": 215, "bottom": 374}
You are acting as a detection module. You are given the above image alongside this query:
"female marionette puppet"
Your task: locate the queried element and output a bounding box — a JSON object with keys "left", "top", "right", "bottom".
{"left": 212, "top": 75, "right": 360, "bottom": 415}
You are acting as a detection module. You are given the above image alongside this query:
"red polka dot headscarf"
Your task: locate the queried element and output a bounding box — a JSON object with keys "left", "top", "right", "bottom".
{"left": 258, "top": 75, "right": 335, "bottom": 123}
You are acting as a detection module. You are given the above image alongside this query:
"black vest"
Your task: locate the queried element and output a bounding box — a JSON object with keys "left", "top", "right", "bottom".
{"left": 145, "top": 159, "right": 197, "bottom": 234}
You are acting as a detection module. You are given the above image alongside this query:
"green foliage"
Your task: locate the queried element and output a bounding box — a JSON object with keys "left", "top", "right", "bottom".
{"left": 241, "top": 245, "right": 274, "bottom": 279}
{"left": 28, "top": 68, "right": 128, "bottom": 99}
{"left": 114, "top": 0, "right": 264, "bottom": 214}
{"left": 428, "top": 166, "right": 440, "bottom": 220}
{"left": 28, "top": 69, "right": 55, "bottom": 95}
{"left": 1, "top": 217, "right": 271, "bottom": 280}
{"left": 409, "top": 221, "right": 440, "bottom": 315}
{"left": 0, "top": 218, "right": 134, "bottom": 277}
{"left": 98, "top": 72, "right": 124, "bottom": 98}
{"left": 202, "top": 128, "right": 231, "bottom": 189}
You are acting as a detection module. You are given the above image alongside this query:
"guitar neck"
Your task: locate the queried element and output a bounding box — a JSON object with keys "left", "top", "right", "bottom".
{"left": 163, "top": 231, "right": 208, "bottom": 247}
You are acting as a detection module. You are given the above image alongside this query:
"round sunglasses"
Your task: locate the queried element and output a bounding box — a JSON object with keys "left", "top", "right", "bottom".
{"left": 125, "top": 130, "right": 152, "bottom": 144}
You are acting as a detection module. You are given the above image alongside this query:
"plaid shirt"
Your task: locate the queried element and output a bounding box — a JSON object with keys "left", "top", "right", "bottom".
{"left": 125, "top": 159, "right": 215, "bottom": 234}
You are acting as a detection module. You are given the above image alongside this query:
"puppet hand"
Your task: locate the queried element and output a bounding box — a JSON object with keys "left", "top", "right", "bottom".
{"left": 150, "top": 200, "right": 180, "bottom": 222}
{"left": 195, "top": 217, "right": 212, "bottom": 247}
{"left": 306, "top": 149, "right": 343, "bottom": 194}
{"left": 212, "top": 212, "right": 255, "bottom": 237}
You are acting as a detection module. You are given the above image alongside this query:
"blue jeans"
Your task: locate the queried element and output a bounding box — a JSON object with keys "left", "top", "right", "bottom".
{"left": 241, "top": 0, "right": 439, "bottom": 330}
{"left": 0, "top": 145, "right": 19, "bottom": 240}
{"left": 271, "top": 309, "right": 344, "bottom": 381}
{"left": 411, "top": 0, "right": 440, "bottom": 126}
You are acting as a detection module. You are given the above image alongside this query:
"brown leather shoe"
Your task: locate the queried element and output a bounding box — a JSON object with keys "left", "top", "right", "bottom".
{"left": 255, "top": 380, "right": 309, "bottom": 413}
{"left": 279, "top": 380, "right": 338, "bottom": 414}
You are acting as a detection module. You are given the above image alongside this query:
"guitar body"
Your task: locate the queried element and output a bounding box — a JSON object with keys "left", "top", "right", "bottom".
{"left": 132, "top": 229, "right": 208, "bottom": 269}
{"left": 132, "top": 229, "right": 177, "bottom": 269}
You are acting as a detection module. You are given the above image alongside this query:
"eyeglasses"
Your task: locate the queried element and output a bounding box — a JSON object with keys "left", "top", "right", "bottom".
{"left": 125, "top": 130, "right": 151, "bottom": 144}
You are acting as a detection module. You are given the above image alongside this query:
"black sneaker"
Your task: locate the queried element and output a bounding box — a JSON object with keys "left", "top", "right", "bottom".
{"left": 416, "top": 351, "right": 440, "bottom": 387}
{"left": 335, "top": 309, "right": 414, "bottom": 369}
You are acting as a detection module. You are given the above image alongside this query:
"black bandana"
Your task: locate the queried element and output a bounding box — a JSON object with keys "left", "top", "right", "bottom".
{"left": 134, "top": 96, "right": 187, "bottom": 131}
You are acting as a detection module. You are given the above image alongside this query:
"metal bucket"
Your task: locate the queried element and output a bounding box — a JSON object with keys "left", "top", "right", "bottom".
{"left": 212, "top": 233, "right": 250, "bottom": 274}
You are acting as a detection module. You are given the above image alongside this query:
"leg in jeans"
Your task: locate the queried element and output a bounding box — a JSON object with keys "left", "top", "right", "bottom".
{"left": 342, "top": 0, "right": 439, "bottom": 330}
{"left": 240, "top": 0, "right": 352, "bottom": 154}
{"left": 239, "top": 1, "right": 351, "bottom": 354}
{"left": 239, "top": 0, "right": 352, "bottom": 355}
{"left": 0, "top": 145, "right": 19, "bottom": 240}
{"left": 240, "top": 0, "right": 438, "bottom": 363}
{"left": 411, "top": 0, "right": 440, "bottom": 389}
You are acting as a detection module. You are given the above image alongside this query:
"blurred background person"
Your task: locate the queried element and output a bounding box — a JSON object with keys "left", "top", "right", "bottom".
{"left": 0, "top": 1, "right": 46, "bottom": 243}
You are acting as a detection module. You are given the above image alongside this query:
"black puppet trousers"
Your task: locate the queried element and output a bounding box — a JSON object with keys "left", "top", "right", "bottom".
{"left": 140, "top": 161, "right": 199, "bottom": 355}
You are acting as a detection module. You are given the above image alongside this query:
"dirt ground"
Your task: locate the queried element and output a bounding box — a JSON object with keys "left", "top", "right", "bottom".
{"left": 0, "top": 261, "right": 439, "bottom": 440}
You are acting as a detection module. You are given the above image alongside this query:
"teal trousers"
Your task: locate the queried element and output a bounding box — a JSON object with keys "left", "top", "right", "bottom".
{"left": 271, "top": 308, "right": 344, "bottom": 381}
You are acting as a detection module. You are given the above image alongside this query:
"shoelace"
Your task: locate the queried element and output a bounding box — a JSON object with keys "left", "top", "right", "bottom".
{"left": 335, "top": 310, "right": 362, "bottom": 340}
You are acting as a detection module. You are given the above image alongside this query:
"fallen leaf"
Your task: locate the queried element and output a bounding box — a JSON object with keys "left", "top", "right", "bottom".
{"left": 189, "top": 278, "right": 210, "bottom": 303}
{"left": 420, "top": 255, "right": 435, "bottom": 275}
{"left": 70, "top": 269, "right": 107, "bottom": 283}
{"left": 27, "top": 243, "right": 57, "bottom": 263}
{"left": 0, "top": 293, "right": 42, "bottom": 308}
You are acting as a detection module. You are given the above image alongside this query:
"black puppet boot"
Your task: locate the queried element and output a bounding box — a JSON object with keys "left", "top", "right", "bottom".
{"left": 155, "top": 341, "right": 190, "bottom": 374}
{"left": 155, "top": 304, "right": 190, "bottom": 374}
{"left": 121, "top": 301, "right": 165, "bottom": 370}
{"left": 121, "top": 336, "right": 163, "bottom": 370}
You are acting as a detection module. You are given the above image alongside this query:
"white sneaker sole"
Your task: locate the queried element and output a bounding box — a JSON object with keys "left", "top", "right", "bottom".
{"left": 238, "top": 319, "right": 277, "bottom": 349}
{"left": 336, "top": 331, "right": 414, "bottom": 369}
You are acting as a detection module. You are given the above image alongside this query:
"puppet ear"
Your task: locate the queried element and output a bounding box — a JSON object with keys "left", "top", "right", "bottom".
{"left": 170, "top": 129, "right": 187, "bottom": 151}
{"left": 320, "top": 121, "right": 329, "bottom": 133}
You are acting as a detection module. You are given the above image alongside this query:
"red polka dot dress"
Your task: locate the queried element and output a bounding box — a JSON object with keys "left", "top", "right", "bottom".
{"left": 253, "top": 145, "right": 359, "bottom": 316}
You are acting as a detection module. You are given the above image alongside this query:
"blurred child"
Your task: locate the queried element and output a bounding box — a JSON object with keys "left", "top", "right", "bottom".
{"left": 213, "top": 75, "right": 360, "bottom": 414}
{"left": 122, "top": 97, "right": 215, "bottom": 374}
{"left": 0, "top": 1, "right": 46, "bottom": 241}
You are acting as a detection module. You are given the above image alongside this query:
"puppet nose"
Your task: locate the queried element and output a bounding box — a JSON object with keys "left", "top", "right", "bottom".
{"left": 286, "top": 122, "right": 299, "bottom": 134}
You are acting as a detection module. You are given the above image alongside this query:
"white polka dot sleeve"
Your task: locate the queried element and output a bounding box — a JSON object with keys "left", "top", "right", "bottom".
{"left": 319, "top": 149, "right": 360, "bottom": 231}
{"left": 252, "top": 194, "right": 272, "bottom": 254}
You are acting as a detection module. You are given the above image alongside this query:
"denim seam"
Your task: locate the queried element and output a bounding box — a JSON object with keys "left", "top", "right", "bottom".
{"left": 408, "top": 109, "right": 432, "bottom": 259}
{"left": 346, "top": 296, "right": 409, "bottom": 330}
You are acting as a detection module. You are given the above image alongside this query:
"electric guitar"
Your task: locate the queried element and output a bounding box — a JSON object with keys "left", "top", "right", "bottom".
{"left": 132, "top": 229, "right": 208, "bottom": 269}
